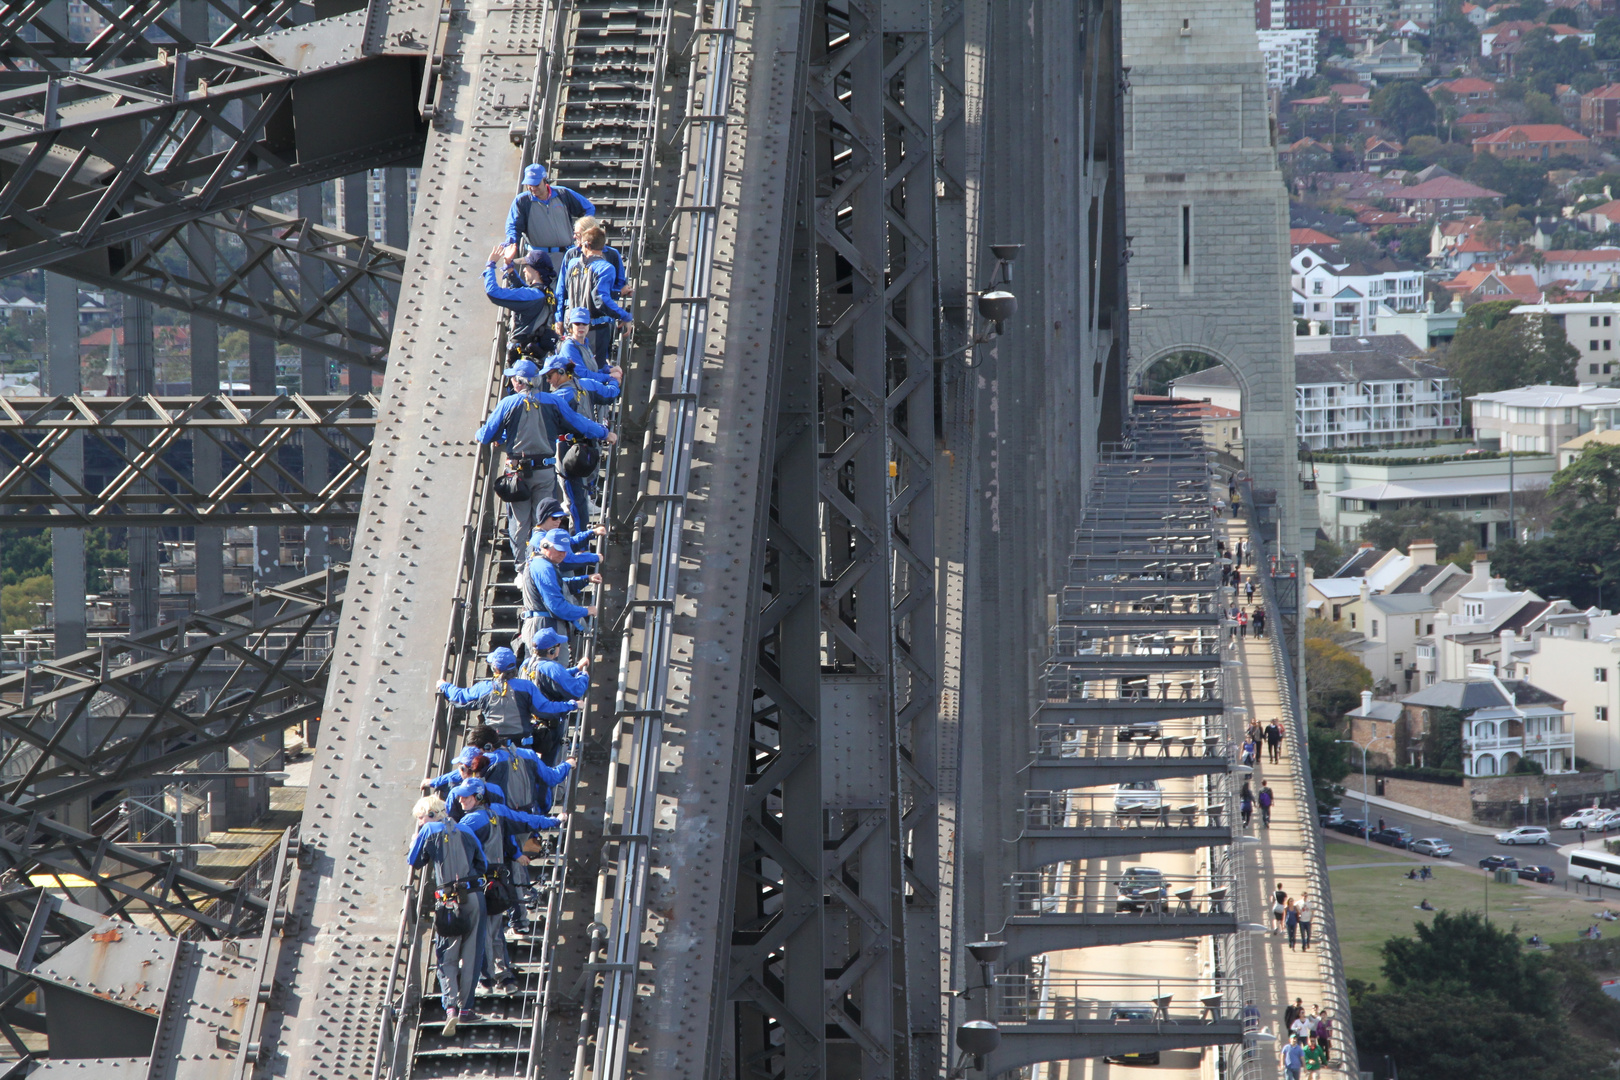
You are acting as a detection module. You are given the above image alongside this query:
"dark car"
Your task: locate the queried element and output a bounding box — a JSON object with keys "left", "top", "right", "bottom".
{"left": 1115, "top": 867, "right": 1169, "bottom": 913}
{"left": 1517, "top": 864, "right": 1556, "bottom": 884}
{"left": 1116, "top": 722, "right": 1163, "bottom": 743}
{"left": 1103, "top": 1003, "right": 1162, "bottom": 1066}
{"left": 1478, "top": 855, "right": 1519, "bottom": 871}
{"left": 1319, "top": 807, "right": 1345, "bottom": 828}
{"left": 1369, "top": 827, "right": 1414, "bottom": 849}
{"left": 1331, "top": 818, "right": 1370, "bottom": 838}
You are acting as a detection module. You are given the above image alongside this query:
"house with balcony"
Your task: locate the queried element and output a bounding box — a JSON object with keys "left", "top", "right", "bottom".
{"left": 1290, "top": 335, "right": 1461, "bottom": 450}
{"left": 1507, "top": 610, "right": 1620, "bottom": 771}
{"left": 1468, "top": 383, "right": 1620, "bottom": 452}
{"left": 1291, "top": 249, "right": 1427, "bottom": 335}
{"left": 1314, "top": 450, "right": 1557, "bottom": 549}
{"left": 1397, "top": 668, "right": 1574, "bottom": 775}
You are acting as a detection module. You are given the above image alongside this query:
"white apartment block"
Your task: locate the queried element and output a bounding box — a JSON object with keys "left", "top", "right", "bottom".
{"left": 1509, "top": 614, "right": 1620, "bottom": 771}
{"left": 1511, "top": 302, "right": 1620, "bottom": 385}
{"left": 1292, "top": 336, "right": 1462, "bottom": 451}
{"left": 1258, "top": 29, "right": 1319, "bottom": 91}
{"left": 1292, "top": 248, "right": 1425, "bottom": 337}
{"left": 1469, "top": 384, "right": 1620, "bottom": 453}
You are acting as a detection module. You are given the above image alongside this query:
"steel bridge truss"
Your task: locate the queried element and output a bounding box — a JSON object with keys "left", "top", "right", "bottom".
{"left": 0, "top": 0, "right": 305, "bottom": 74}
{"left": 0, "top": 565, "right": 342, "bottom": 823}
{"left": 730, "top": 0, "right": 940, "bottom": 1075}
{"left": 0, "top": 393, "right": 376, "bottom": 526}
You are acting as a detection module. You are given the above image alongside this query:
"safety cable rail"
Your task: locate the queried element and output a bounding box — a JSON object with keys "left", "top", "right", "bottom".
{"left": 576, "top": 0, "right": 735, "bottom": 1075}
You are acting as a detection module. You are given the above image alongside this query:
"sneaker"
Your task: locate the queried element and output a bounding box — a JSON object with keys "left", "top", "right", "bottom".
{"left": 499, "top": 979, "right": 520, "bottom": 995}
{"left": 442, "top": 1009, "right": 459, "bottom": 1036}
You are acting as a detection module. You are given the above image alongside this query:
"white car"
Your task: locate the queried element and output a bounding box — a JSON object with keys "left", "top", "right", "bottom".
{"left": 1561, "top": 807, "right": 1609, "bottom": 830}
{"left": 1113, "top": 780, "right": 1164, "bottom": 813}
{"left": 1595, "top": 809, "right": 1620, "bottom": 832}
{"left": 1494, "top": 826, "right": 1551, "bottom": 846}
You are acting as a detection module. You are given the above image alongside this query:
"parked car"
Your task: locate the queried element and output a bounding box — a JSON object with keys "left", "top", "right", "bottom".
{"left": 1370, "top": 826, "right": 1414, "bottom": 849}
{"left": 1115, "top": 866, "right": 1169, "bottom": 913}
{"left": 1115, "top": 722, "right": 1163, "bottom": 743}
{"left": 1409, "top": 838, "right": 1453, "bottom": 857}
{"left": 1331, "top": 818, "right": 1370, "bottom": 838}
{"left": 1494, "top": 826, "right": 1551, "bottom": 846}
{"left": 1517, "top": 864, "right": 1556, "bottom": 884}
{"left": 1594, "top": 809, "right": 1620, "bottom": 833}
{"left": 1319, "top": 807, "right": 1345, "bottom": 828}
{"left": 1104, "top": 1003, "right": 1162, "bottom": 1066}
{"left": 1560, "top": 807, "right": 1608, "bottom": 830}
{"left": 1114, "top": 780, "right": 1164, "bottom": 813}
{"left": 1479, "top": 855, "right": 1520, "bottom": 871}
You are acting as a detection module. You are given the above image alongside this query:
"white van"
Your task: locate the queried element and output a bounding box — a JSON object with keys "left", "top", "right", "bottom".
{"left": 1568, "top": 848, "right": 1620, "bottom": 888}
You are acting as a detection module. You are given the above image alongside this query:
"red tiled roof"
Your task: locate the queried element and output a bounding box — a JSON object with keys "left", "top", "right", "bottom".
{"left": 1437, "top": 77, "right": 1496, "bottom": 95}
{"left": 1397, "top": 177, "right": 1505, "bottom": 199}
{"left": 1584, "top": 83, "right": 1620, "bottom": 101}
{"left": 1582, "top": 198, "right": 1620, "bottom": 221}
{"left": 1527, "top": 249, "right": 1620, "bottom": 262}
{"left": 1475, "top": 123, "right": 1589, "bottom": 144}
{"left": 1290, "top": 228, "right": 1340, "bottom": 245}
{"left": 1456, "top": 236, "right": 1500, "bottom": 252}
{"left": 1457, "top": 111, "right": 1509, "bottom": 123}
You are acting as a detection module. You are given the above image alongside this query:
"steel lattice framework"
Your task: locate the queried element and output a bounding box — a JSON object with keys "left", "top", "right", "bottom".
{"left": 0, "top": 565, "right": 343, "bottom": 822}
{"left": 0, "top": 18, "right": 430, "bottom": 281}
{"left": 0, "top": 0, "right": 303, "bottom": 73}
{"left": 0, "top": 393, "right": 376, "bottom": 526}
{"left": 62, "top": 204, "right": 405, "bottom": 368}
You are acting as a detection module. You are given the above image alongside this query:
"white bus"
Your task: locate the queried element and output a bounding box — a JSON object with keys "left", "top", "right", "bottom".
{"left": 1569, "top": 848, "right": 1620, "bottom": 888}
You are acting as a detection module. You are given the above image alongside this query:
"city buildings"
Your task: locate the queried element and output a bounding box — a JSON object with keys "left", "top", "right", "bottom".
{"left": 1398, "top": 671, "right": 1575, "bottom": 775}
{"left": 1472, "top": 123, "right": 1593, "bottom": 162}
{"left": 1509, "top": 612, "right": 1620, "bottom": 771}
{"left": 1312, "top": 449, "right": 1556, "bottom": 547}
{"left": 1509, "top": 302, "right": 1620, "bottom": 383}
{"left": 1580, "top": 83, "right": 1620, "bottom": 137}
{"left": 1468, "top": 383, "right": 1620, "bottom": 451}
{"left": 1258, "top": 28, "right": 1319, "bottom": 89}
{"left": 1290, "top": 248, "right": 1427, "bottom": 335}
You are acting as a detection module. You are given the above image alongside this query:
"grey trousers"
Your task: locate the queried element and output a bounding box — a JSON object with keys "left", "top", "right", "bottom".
{"left": 481, "top": 890, "right": 514, "bottom": 982}
{"left": 505, "top": 466, "right": 558, "bottom": 562}
{"left": 435, "top": 897, "right": 486, "bottom": 1012}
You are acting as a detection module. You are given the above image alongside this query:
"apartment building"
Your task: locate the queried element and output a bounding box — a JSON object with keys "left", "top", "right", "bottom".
{"left": 1258, "top": 29, "right": 1320, "bottom": 89}
{"left": 1469, "top": 384, "right": 1620, "bottom": 452}
{"left": 1314, "top": 449, "right": 1557, "bottom": 548}
{"left": 1510, "top": 302, "right": 1620, "bottom": 383}
{"left": 1507, "top": 612, "right": 1620, "bottom": 770}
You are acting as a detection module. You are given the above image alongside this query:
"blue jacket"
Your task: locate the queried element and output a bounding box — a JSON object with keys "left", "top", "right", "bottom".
{"left": 476, "top": 389, "right": 608, "bottom": 448}
{"left": 560, "top": 243, "right": 626, "bottom": 294}
{"left": 492, "top": 747, "right": 572, "bottom": 811}
{"left": 442, "top": 676, "right": 576, "bottom": 716}
{"left": 504, "top": 186, "right": 595, "bottom": 246}
{"left": 526, "top": 657, "right": 590, "bottom": 701}
{"left": 426, "top": 772, "right": 508, "bottom": 805}
{"left": 555, "top": 338, "right": 596, "bottom": 372}
{"left": 407, "top": 819, "right": 488, "bottom": 878}
{"left": 555, "top": 250, "right": 633, "bottom": 325}
{"left": 484, "top": 263, "right": 555, "bottom": 344}
{"left": 461, "top": 802, "right": 561, "bottom": 863}
{"left": 530, "top": 557, "right": 591, "bottom": 626}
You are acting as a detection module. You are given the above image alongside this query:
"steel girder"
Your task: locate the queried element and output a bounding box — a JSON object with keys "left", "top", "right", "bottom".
{"left": 0, "top": 565, "right": 342, "bottom": 823}
{"left": 0, "top": 14, "right": 431, "bottom": 281}
{"left": 0, "top": 393, "right": 376, "bottom": 526}
{"left": 59, "top": 203, "right": 405, "bottom": 369}
{"left": 0, "top": 0, "right": 307, "bottom": 74}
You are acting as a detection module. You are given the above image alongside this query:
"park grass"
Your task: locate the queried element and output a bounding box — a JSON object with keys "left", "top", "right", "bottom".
{"left": 1322, "top": 839, "right": 1613, "bottom": 985}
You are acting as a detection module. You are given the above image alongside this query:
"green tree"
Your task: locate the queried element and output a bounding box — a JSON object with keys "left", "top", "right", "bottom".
{"left": 1382, "top": 910, "right": 1556, "bottom": 1014}
{"left": 1353, "top": 990, "right": 1597, "bottom": 1080}
{"left": 1465, "top": 153, "right": 1552, "bottom": 207}
{"left": 1358, "top": 507, "right": 1476, "bottom": 559}
{"left": 1443, "top": 314, "right": 1579, "bottom": 402}
{"left": 1372, "top": 80, "right": 1438, "bottom": 139}
{"left": 1492, "top": 502, "right": 1620, "bottom": 608}
{"left": 1458, "top": 299, "right": 1521, "bottom": 332}
{"left": 1304, "top": 635, "right": 1373, "bottom": 720}
{"left": 1417, "top": 705, "right": 1467, "bottom": 771}
{"left": 1140, "top": 351, "right": 1222, "bottom": 396}
{"left": 1548, "top": 443, "right": 1620, "bottom": 507}
{"left": 1598, "top": 15, "right": 1620, "bottom": 60}
{"left": 1, "top": 576, "right": 52, "bottom": 633}
{"left": 1, "top": 530, "right": 51, "bottom": 586}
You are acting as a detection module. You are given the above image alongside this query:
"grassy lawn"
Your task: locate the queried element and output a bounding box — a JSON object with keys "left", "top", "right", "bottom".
{"left": 1323, "top": 839, "right": 1613, "bottom": 985}
{"left": 1322, "top": 838, "right": 1419, "bottom": 867}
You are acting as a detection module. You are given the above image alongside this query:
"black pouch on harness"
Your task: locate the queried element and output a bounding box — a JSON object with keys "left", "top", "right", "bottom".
{"left": 484, "top": 871, "right": 518, "bottom": 916}
{"left": 493, "top": 470, "right": 526, "bottom": 502}
{"left": 559, "top": 439, "right": 600, "bottom": 479}
{"left": 433, "top": 893, "right": 477, "bottom": 937}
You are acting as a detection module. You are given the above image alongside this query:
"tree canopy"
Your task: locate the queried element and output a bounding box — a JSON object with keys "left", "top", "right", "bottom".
{"left": 1304, "top": 633, "right": 1372, "bottom": 720}
{"left": 1548, "top": 444, "right": 1620, "bottom": 508}
{"left": 1372, "top": 80, "right": 1437, "bottom": 139}
{"left": 1359, "top": 507, "right": 1477, "bottom": 559}
{"left": 1443, "top": 313, "right": 1580, "bottom": 402}
{"left": 1464, "top": 153, "right": 1553, "bottom": 207}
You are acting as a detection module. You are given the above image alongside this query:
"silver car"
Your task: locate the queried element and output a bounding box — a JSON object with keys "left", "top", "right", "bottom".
{"left": 1494, "top": 826, "right": 1550, "bottom": 846}
{"left": 1409, "top": 837, "right": 1453, "bottom": 857}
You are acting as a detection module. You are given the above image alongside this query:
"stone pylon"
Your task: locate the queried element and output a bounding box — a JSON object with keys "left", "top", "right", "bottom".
{"left": 1122, "top": 0, "right": 1304, "bottom": 548}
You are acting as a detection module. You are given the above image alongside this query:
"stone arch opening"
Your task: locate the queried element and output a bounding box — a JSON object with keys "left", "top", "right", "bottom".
{"left": 1136, "top": 346, "right": 1251, "bottom": 467}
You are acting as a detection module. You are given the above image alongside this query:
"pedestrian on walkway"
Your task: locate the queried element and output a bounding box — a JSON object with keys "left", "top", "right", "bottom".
{"left": 1272, "top": 883, "right": 1288, "bottom": 934}
{"left": 1282, "top": 1035, "right": 1305, "bottom": 1080}
{"left": 1259, "top": 781, "right": 1274, "bottom": 827}
{"left": 1303, "top": 1036, "right": 1326, "bottom": 1074}
{"left": 1241, "top": 786, "right": 1254, "bottom": 827}
{"left": 1228, "top": 478, "right": 1237, "bottom": 502}
{"left": 1285, "top": 897, "right": 1300, "bottom": 950}
{"left": 1237, "top": 609, "right": 1249, "bottom": 638}
{"left": 1289, "top": 1011, "right": 1314, "bottom": 1044}
{"left": 1242, "top": 737, "right": 1258, "bottom": 768}
{"left": 1265, "top": 720, "right": 1282, "bottom": 764}
{"left": 1252, "top": 606, "right": 1266, "bottom": 637}
{"left": 1283, "top": 997, "right": 1303, "bottom": 1029}
{"left": 1298, "top": 892, "right": 1314, "bottom": 949}
{"left": 1245, "top": 577, "right": 1255, "bottom": 603}
{"left": 1316, "top": 1010, "right": 1333, "bottom": 1062}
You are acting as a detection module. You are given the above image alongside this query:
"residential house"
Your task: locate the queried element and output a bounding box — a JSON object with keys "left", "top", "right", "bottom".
{"left": 1395, "top": 670, "right": 1574, "bottom": 775}
{"left": 1357, "top": 209, "right": 1421, "bottom": 227}
{"left": 1291, "top": 335, "right": 1462, "bottom": 450}
{"left": 1438, "top": 234, "right": 1511, "bottom": 272}
{"left": 1580, "top": 83, "right": 1620, "bottom": 135}
{"left": 1288, "top": 86, "right": 1381, "bottom": 138}
{"left": 1506, "top": 248, "right": 1620, "bottom": 288}
{"left": 1460, "top": 1, "right": 1490, "bottom": 27}
{"left": 1292, "top": 249, "right": 1427, "bottom": 333}
{"left": 1511, "top": 611, "right": 1620, "bottom": 770}
{"left": 1293, "top": 203, "right": 1364, "bottom": 236}
{"left": 1480, "top": 19, "right": 1543, "bottom": 55}
{"left": 1167, "top": 366, "right": 1243, "bottom": 413}
{"left": 1556, "top": 422, "right": 1620, "bottom": 466}
{"left": 1341, "top": 37, "right": 1425, "bottom": 83}
{"left": 1313, "top": 541, "right": 1472, "bottom": 691}
{"left": 1290, "top": 228, "right": 1341, "bottom": 257}
{"left": 1429, "top": 214, "right": 1484, "bottom": 260}
{"left": 1431, "top": 76, "right": 1498, "bottom": 104}
{"left": 1473, "top": 123, "right": 1593, "bottom": 162}
{"left": 1313, "top": 450, "right": 1557, "bottom": 548}
{"left": 1376, "top": 297, "right": 1466, "bottom": 350}
{"left": 1454, "top": 110, "right": 1513, "bottom": 141}
{"left": 1258, "top": 29, "right": 1320, "bottom": 90}
{"left": 1387, "top": 176, "right": 1505, "bottom": 217}
{"left": 1438, "top": 265, "right": 1542, "bottom": 304}
{"left": 1575, "top": 198, "right": 1620, "bottom": 234}
{"left": 1469, "top": 383, "right": 1620, "bottom": 450}
{"left": 1364, "top": 136, "right": 1403, "bottom": 170}
{"left": 1280, "top": 138, "right": 1334, "bottom": 174}
{"left": 1509, "top": 301, "right": 1620, "bottom": 383}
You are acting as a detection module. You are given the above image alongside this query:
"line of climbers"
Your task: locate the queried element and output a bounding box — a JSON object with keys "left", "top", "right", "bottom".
{"left": 408, "top": 159, "right": 626, "bottom": 1038}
